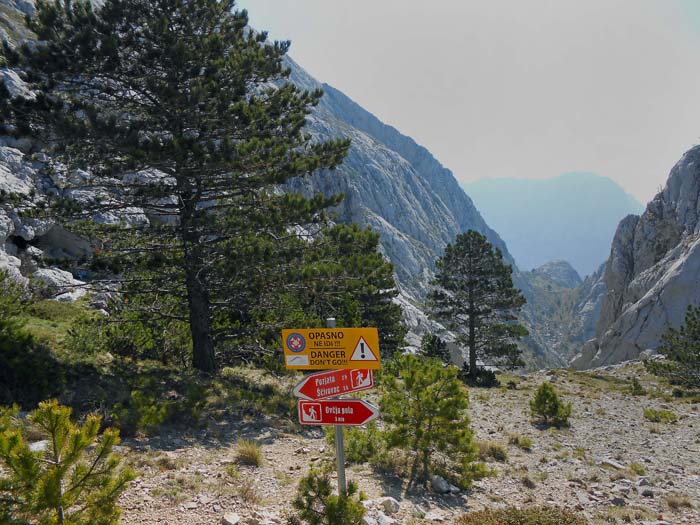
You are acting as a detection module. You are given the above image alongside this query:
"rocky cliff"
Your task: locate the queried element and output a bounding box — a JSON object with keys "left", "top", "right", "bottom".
{"left": 286, "top": 58, "right": 512, "bottom": 299}
{"left": 573, "top": 145, "right": 700, "bottom": 368}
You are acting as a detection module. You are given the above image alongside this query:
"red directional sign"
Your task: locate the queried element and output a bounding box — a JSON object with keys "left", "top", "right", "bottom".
{"left": 293, "top": 369, "right": 374, "bottom": 401}
{"left": 298, "top": 399, "right": 380, "bottom": 426}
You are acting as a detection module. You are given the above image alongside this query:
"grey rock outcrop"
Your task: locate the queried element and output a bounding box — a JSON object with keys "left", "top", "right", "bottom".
{"left": 573, "top": 146, "right": 700, "bottom": 368}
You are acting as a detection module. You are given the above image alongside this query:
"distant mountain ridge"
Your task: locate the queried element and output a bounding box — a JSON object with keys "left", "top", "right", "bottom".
{"left": 463, "top": 173, "right": 644, "bottom": 277}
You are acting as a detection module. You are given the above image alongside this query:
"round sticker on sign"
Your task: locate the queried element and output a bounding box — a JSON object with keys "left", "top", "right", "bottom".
{"left": 286, "top": 332, "right": 306, "bottom": 353}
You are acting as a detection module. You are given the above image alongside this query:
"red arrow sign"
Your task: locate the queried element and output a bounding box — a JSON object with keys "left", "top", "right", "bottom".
{"left": 298, "top": 399, "right": 380, "bottom": 426}
{"left": 293, "top": 369, "right": 374, "bottom": 401}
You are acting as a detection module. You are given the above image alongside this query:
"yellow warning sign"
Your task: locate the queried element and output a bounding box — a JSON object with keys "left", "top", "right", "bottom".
{"left": 282, "top": 328, "right": 381, "bottom": 370}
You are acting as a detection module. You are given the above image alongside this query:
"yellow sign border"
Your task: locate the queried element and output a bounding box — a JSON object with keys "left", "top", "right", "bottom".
{"left": 282, "top": 328, "right": 381, "bottom": 370}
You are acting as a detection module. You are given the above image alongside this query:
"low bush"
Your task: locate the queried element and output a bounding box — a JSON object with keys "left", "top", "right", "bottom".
{"left": 326, "top": 421, "right": 383, "bottom": 465}
{"left": 458, "top": 506, "right": 587, "bottom": 525}
{"left": 643, "top": 408, "right": 677, "bottom": 424}
{"left": 287, "top": 469, "right": 365, "bottom": 525}
{"left": 111, "top": 389, "right": 174, "bottom": 436}
{"left": 529, "top": 382, "right": 572, "bottom": 428}
{"left": 630, "top": 377, "right": 646, "bottom": 396}
{"left": 459, "top": 366, "right": 500, "bottom": 388}
{"left": 475, "top": 440, "right": 509, "bottom": 462}
{"left": 508, "top": 434, "right": 533, "bottom": 451}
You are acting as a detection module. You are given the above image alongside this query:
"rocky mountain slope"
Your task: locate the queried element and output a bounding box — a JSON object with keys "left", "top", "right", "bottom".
{"left": 573, "top": 146, "right": 700, "bottom": 369}
{"left": 464, "top": 173, "right": 644, "bottom": 277}
{"left": 285, "top": 58, "right": 512, "bottom": 298}
{"left": 113, "top": 364, "right": 700, "bottom": 525}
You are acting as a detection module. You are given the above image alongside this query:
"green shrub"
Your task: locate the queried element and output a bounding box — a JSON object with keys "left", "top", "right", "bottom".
{"left": 529, "top": 382, "right": 572, "bottom": 428}
{"left": 380, "top": 354, "right": 486, "bottom": 488}
{"left": 643, "top": 408, "right": 677, "bottom": 424}
{"left": 0, "top": 400, "right": 136, "bottom": 524}
{"left": 458, "top": 506, "right": 587, "bottom": 524}
{"left": 111, "top": 389, "right": 174, "bottom": 436}
{"left": 0, "top": 272, "right": 64, "bottom": 406}
{"left": 326, "top": 422, "right": 383, "bottom": 465}
{"left": 630, "top": 377, "right": 646, "bottom": 395}
{"left": 459, "top": 366, "right": 500, "bottom": 388}
{"left": 288, "top": 469, "right": 365, "bottom": 525}
{"left": 646, "top": 304, "right": 700, "bottom": 388}
{"left": 508, "top": 434, "right": 533, "bottom": 451}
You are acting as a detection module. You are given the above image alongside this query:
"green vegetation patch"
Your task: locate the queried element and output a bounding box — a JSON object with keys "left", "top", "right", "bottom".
{"left": 458, "top": 506, "right": 587, "bottom": 525}
{"left": 643, "top": 408, "right": 678, "bottom": 424}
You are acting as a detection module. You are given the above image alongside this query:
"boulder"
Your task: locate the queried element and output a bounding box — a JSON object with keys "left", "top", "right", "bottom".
{"left": 429, "top": 474, "right": 451, "bottom": 494}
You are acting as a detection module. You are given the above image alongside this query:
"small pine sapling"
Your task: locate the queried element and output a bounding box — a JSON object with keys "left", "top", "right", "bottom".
{"left": 529, "top": 382, "right": 572, "bottom": 428}
{"left": 380, "top": 354, "right": 486, "bottom": 488}
{"left": 0, "top": 400, "right": 136, "bottom": 524}
{"left": 288, "top": 469, "right": 365, "bottom": 525}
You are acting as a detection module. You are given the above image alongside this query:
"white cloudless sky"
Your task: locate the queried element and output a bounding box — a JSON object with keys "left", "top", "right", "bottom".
{"left": 236, "top": 0, "right": 700, "bottom": 203}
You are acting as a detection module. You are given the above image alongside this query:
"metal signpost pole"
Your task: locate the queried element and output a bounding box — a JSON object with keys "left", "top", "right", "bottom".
{"left": 326, "top": 317, "right": 347, "bottom": 497}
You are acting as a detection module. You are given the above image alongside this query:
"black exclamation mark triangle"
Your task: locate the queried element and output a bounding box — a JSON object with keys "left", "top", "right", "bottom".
{"left": 350, "top": 337, "right": 378, "bottom": 361}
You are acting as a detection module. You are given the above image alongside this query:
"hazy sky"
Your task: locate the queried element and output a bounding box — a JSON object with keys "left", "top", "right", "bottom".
{"left": 236, "top": 0, "right": 700, "bottom": 203}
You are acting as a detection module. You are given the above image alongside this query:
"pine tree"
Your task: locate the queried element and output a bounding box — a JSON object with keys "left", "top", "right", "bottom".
{"left": 292, "top": 224, "right": 406, "bottom": 359}
{"left": 529, "top": 382, "right": 571, "bottom": 428}
{"left": 380, "top": 354, "right": 484, "bottom": 487}
{"left": 3, "top": 0, "right": 349, "bottom": 372}
{"left": 419, "top": 333, "right": 451, "bottom": 364}
{"left": 428, "top": 230, "right": 527, "bottom": 380}
{"left": 646, "top": 304, "right": 700, "bottom": 389}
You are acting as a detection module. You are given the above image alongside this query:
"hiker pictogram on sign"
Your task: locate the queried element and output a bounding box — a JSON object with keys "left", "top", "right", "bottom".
{"left": 301, "top": 402, "right": 322, "bottom": 422}
{"left": 352, "top": 370, "right": 372, "bottom": 389}
{"left": 349, "top": 337, "right": 378, "bottom": 362}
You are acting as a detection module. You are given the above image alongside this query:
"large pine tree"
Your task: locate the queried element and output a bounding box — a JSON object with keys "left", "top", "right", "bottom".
{"left": 428, "top": 230, "right": 527, "bottom": 378}
{"left": 3, "top": 0, "right": 349, "bottom": 371}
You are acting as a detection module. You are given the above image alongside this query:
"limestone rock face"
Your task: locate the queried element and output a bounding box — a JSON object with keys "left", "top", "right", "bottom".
{"left": 572, "top": 146, "right": 700, "bottom": 368}
{"left": 286, "top": 58, "right": 511, "bottom": 301}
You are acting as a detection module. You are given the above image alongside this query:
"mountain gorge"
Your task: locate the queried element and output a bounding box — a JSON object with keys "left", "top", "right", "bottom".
{"left": 464, "top": 173, "right": 644, "bottom": 277}
{"left": 2, "top": 0, "right": 690, "bottom": 373}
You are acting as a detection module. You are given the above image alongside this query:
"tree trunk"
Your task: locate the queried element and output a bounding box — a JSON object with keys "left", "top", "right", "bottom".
{"left": 468, "top": 309, "right": 477, "bottom": 379}
{"left": 185, "top": 253, "right": 216, "bottom": 373}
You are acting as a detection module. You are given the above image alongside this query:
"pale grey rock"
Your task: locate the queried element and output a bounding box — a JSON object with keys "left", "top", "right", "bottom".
{"left": 0, "top": 211, "right": 14, "bottom": 244}
{"left": 574, "top": 145, "right": 700, "bottom": 368}
{"left": 375, "top": 512, "right": 395, "bottom": 525}
{"left": 379, "top": 497, "right": 400, "bottom": 515}
{"left": 0, "top": 146, "right": 35, "bottom": 195}
{"left": 0, "top": 67, "right": 34, "bottom": 100}
{"left": 6, "top": 0, "right": 36, "bottom": 16}
{"left": 93, "top": 207, "right": 149, "bottom": 228}
{"left": 0, "top": 251, "right": 27, "bottom": 285}
{"left": 429, "top": 474, "right": 451, "bottom": 494}
{"left": 532, "top": 260, "right": 582, "bottom": 288}
{"left": 29, "top": 440, "right": 49, "bottom": 452}
{"left": 361, "top": 517, "right": 378, "bottom": 525}
{"left": 32, "top": 267, "right": 86, "bottom": 301}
